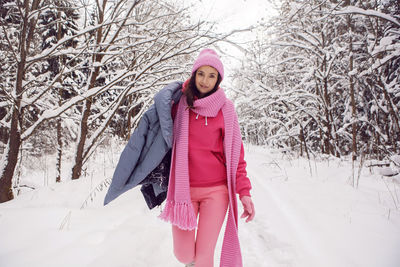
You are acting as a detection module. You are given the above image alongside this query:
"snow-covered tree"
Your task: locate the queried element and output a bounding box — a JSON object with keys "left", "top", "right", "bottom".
{"left": 233, "top": 0, "right": 399, "bottom": 161}
{"left": 0, "top": 0, "right": 241, "bottom": 202}
{"left": 336, "top": 2, "right": 400, "bottom": 156}
{"left": 69, "top": 0, "right": 238, "bottom": 180}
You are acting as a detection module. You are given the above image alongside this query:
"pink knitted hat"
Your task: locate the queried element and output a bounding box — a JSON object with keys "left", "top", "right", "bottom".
{"left": 192, "top": 48, "right": 224, "bottom": 80}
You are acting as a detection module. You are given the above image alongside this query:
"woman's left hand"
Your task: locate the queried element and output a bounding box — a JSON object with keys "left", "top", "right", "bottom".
{"left": 240, "top": 196, "right": 255, "bottom": 222}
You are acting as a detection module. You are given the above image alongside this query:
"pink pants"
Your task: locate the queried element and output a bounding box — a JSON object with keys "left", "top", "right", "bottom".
{"left": 172, "top": 185, "right": 229, "bottom": 267}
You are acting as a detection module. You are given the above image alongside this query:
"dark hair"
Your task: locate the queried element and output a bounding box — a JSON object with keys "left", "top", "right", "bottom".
{"left": 184, "top": 70, "right": 222, "bottom": 108}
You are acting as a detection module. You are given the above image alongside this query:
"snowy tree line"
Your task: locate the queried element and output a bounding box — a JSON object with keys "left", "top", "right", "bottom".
{"left": 0, "top": 0, "right": 238, "bottom": 202}
{"left": 1, "top": 0, "right": 399, "bottom": 203}
{"left": 233, "top": 0, "right": 399, "bottom": 163}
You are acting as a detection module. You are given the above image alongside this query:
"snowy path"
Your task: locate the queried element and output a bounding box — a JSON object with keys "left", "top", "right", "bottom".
{"left": 242, "top": 146, "right": 400, "bottom": 267}
{"left": 242, "top": 149, "right": 342, "bottom": 267}
{"left": 244, "top": 166, "right": 320, "bottom": 267}
{"left": 0, "top": 146, "right": 400, "bottom": 267}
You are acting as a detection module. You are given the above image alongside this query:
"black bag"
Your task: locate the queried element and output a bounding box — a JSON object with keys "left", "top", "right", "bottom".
{"left": 140, "top": 149, "right": 171, "bottom": 209}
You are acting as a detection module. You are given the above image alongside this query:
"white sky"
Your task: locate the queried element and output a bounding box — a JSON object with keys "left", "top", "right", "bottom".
{"left": 187, "top": 0, "right": 276, "bottom": 31}
{"left": 184, "top": 0, "right": 279, "bottom": 85}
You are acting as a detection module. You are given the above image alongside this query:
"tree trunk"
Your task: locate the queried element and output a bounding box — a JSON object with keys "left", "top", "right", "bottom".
{"left": 0, "top": 0, "right": 36, "bottom": 201}
{"left": 0, "top": 110, "right": 21, "bottom": 202}
{"left": 300, "top": 125, "right": 310, "bottom": 160}
{"left": 71, "top": 98, "right": 92, "bottom": 179}
{"left": 323, "top": 64, "right": 333, "bottom": 155}
{"left": 126, "top": 95, "right": 132, "bottom": 140}
{"left": 71, "top": 0, "right": 105, "bottom": 180}
{"left": 56, "top": 9, "right": 63, "bottom": 183}
{"left": 56, "top": 115, "right": 62, "bottom": 183}
{"left": 348, "top": 12, "right": 357, "bottom": 162}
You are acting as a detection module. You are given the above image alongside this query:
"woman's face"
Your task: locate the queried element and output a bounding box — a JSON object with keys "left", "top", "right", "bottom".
{"left": 195, "top": 65, "right": 219, "bottom": 97}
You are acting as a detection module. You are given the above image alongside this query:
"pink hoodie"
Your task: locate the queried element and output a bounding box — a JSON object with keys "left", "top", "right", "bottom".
{"left": 172, "top": 104, "right": 251, "bottom": 197}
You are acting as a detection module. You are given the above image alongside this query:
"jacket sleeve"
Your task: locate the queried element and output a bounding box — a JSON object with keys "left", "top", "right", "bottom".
{"left": 236, "top": 142, "right": 252, "bottom": 199}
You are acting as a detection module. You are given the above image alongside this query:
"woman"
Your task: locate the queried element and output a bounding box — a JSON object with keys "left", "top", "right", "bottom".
{"left": 160, "top": 49, "right": 255, "bottom": 267}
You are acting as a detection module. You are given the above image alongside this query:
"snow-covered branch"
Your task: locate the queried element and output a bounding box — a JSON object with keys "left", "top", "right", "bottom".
{"left": 335, "top": 6, "right": 400, "bottom": 28}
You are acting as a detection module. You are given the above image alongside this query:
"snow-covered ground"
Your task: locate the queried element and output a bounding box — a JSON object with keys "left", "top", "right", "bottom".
{"left": 0, "top": 144, "right": 399, "bottom": 267}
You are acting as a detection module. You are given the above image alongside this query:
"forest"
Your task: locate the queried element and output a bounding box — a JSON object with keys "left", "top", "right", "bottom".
{"left": 0, "top": 0, "right": 399, "bottom": 203}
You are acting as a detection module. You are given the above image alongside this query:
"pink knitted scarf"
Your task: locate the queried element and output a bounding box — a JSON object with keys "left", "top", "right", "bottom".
{"left": 159, "top": 88, "right": 244, "bottom": 267}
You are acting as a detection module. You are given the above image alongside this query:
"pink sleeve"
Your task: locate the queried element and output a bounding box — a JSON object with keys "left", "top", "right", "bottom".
{"left": 236, "top": 142, "right": 252, "bottom": 199}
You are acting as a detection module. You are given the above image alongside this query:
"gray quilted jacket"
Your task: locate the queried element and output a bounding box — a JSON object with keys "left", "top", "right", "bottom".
{"left": 104, "top": 81, "right": 183, "bottom": 206}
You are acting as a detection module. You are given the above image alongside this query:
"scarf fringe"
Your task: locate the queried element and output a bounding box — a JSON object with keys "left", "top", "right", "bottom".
{"left": 159, "top": 200, "right": 197, "bottom": 230}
